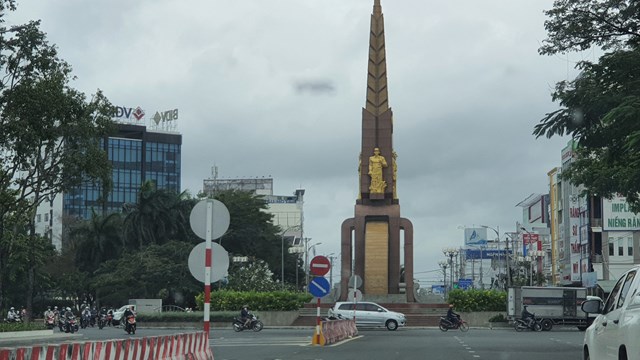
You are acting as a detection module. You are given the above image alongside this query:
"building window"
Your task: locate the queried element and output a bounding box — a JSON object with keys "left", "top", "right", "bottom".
{"left": 628, "top": 238, "right": 633, "bottom": 256}
{"left": 618, "top": 238, "right": 624, "bottom": 256}
{"left": 37, "top": 214, "right": 42, "bottom": 223}
{"left": 44, "top": 213, "right": 49, "bottom": 222}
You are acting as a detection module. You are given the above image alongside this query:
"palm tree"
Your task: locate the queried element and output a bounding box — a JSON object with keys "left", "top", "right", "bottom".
{"left": 71, "top": 209, "right": 123, "bottom": 273}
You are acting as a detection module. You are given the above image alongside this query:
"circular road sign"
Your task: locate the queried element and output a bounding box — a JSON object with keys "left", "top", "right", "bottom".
{"left": 309, "top": 255, "right": 331, "bottom": 276}
{"left": 189, "top": 199, "right": 230, "bottom": 240}
{"left": 308, "top": 276, "right": 331, "bottom": 298}
{"left": 348, "top": 275, "right": 362, "bottom": 289}
{"left": 347, "top": 289, "right": 363, "bottom": 302}
{"left": 188, "top": 242, "right": 229, "bottom": 284}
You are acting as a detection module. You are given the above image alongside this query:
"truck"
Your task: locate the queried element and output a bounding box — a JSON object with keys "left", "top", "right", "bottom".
{"left": 507, "top": 286, "right": 599, "bottom": 331}
{"left": 128, "top": 299, "right": 162, "bottom": 315}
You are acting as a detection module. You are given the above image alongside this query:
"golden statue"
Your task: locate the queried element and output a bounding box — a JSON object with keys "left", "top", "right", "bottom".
{"left": 368, "top": 147, "right": 388, "bottom": 193}
{"left": 392, "top": 150, "right": 398, "bottom": 199}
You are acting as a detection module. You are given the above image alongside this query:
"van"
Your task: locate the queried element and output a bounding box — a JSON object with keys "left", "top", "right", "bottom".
{"left": 328, "top": 301, "right": 406, "bottom": 331}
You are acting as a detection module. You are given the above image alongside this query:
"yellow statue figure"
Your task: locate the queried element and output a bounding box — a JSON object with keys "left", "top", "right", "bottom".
{"left": 368, "top": 147, "right": 388, "bottom": 194}
{"left": 392, "top": 150, "right": 398, "bottom": 199}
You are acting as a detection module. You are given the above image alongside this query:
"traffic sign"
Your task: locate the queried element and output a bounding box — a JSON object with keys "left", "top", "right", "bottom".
{"left": 309, "top": 256, "right": 331, "bottom": 276}
{"left": 308, "top": 276, "right": 331, "bottom": 298}
{"left": 347, "top": 289, "right": 363, "bottom": 302}
{"left": 348, "top": 275, "right": 362, "bottom": 288}
{"left": 188, "top": 242, "right": 229, "bottom": 283}
{"left": 189, "top": 199, "right": 230, "bottom": 240}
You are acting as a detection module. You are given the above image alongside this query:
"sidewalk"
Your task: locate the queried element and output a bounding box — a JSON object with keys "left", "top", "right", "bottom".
{"left": 0, "top": 330, "right": 82, "bottom": 346}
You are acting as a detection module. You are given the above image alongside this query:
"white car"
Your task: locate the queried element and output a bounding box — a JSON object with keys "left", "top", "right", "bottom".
{"left": 328, "top": 301, "right": 406, "bottom": 331}
{"left": 582, "top": 265, "right": 640, "bottom": 360}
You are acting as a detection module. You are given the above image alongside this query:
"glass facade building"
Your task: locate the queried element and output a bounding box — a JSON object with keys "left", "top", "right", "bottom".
{"left": 63, "top": 124, "right": 181, "bottom": 219}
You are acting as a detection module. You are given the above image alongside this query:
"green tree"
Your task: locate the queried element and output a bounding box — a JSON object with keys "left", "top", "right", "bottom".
{"left": 123, "top": 181, "right": 197, "bottom": 249}
{"left": 535, "top": 0, "right": 640, "bottom": 210}
{"left": 203, "top": 190, "right": 298, "bottom": 285}
{"left": 71, "top": 210, "right": 123, "bottom": 273}
{"left": 226, "top": 259, "right": 282, "bottom": 292}
{"left": 0, "top": 2, "right": 113, "bottom": 315}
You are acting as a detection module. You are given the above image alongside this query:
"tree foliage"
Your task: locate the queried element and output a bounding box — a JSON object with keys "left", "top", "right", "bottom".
{"left": 536, "top": 0, "right": 640, "bottom": 210}
{"left": 540, "top": 0, "right": 640, "bottom": 55}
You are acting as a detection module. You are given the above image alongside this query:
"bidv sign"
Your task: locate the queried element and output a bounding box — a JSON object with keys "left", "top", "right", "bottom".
{"left": 113, "top": 106, "right": 145, "bottom": 123}
{"left": 151, "top": 109, "right": 178, "bottom": 130}
{"left": 152, "top": 109, "right": 178, "bottom": 125}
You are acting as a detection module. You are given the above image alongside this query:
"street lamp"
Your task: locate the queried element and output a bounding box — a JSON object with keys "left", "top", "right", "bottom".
{"left": 280, "top": 224, "right": 301, "bottom": 289}
{"left": 482, "top": 225, "right": 509, "bottom": 289}
{"left": 443, "top": 248, "right": 459, "bottom": 291}
{"left": 438, "top": 260, "right": 449, "bottom": 299}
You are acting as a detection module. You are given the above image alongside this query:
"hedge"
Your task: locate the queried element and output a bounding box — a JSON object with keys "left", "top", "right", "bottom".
{"left": 0, "top": 322, "right": 46, "bottom": 332}
{"left": 137, "top": 311, "right": 236, "bottom": 323}
{"left": 447, "top": 289, "right": 507, "bottom": 312}
{"left": 195, "top": 291, "right": 312, "bottom": 311}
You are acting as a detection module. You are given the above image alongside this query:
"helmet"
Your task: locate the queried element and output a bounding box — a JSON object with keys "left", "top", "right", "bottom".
{"left": 66, "top": 307, "right": 71, "bottom": 311}
{"left": 10, "top": 307, "right": 14, "bottom": 310}
{"left": 448, "top": 304, "right": 454, "bottom": 308}
{"left": 54, "top": 306, "right": 58, "bottom": 310}
{"left": 47, "top": 306, "right": 51, "bottom": 310}
{"left": 243, "top": 304, "right": 248, "bottom": 308}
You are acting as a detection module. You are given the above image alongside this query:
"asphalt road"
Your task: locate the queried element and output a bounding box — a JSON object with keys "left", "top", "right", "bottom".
{"left": 1, "top": 326, "right": 586, "bottom": 360}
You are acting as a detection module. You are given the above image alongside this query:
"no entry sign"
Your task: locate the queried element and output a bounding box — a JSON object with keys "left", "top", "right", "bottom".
{"left": 309, "top": 255, "right": 331, "bottom": 276}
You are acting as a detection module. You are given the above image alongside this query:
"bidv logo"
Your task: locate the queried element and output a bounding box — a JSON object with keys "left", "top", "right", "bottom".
{"left": 114, "top": 106, "right": 145, "bottom": 121}
{"left": 152, "top": 109, "right": 178, "bottom": 125}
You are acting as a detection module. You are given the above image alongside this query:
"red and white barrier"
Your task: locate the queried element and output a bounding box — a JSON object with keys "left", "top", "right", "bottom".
{"left": 0, "top": 331, "right": 213, "bottom": 360}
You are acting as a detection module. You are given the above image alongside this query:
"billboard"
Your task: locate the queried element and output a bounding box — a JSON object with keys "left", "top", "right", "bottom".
{"left": 464, "top": 227, "right": 488, "bottom": 246}
{"left": 603, "top": 195, "right": 640, "bottom": 231}
{"left": 464, "top": 249, "right": 510, "bottom": 260}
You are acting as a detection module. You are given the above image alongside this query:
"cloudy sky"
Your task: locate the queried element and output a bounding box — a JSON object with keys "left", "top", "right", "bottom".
{"left": 11, "top": 0, "right": 592, "bottom": 285}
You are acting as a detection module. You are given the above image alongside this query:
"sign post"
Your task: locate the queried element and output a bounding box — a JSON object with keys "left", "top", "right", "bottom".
{"left": 189, "top": 199, "right": 230, "bottom": 338}
{"left": 309, "top": 256, "right": 332, "bottom": 345}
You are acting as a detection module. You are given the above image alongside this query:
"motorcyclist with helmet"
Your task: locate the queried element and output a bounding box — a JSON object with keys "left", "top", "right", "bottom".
{"left": 446, "top": 304, "right": 460, "bottom": 326}
{"left": 522, "top": 305, "right": 536, "bottom": 328}
{"left": 240, "top": 305, "right": 251, "bottom": 328}
{"left": 6, "top": 307, "right": 19, "bottom": 322}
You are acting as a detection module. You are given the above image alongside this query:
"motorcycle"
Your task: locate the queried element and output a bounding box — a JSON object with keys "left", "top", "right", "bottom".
{"left": 124, "top": 315, "right": 136, "bottom": 335}
{"left": 439, "top": 316, "right": 469, "bottom": 332}
{"left": 80, "top": 313, "right": 91, "bottom": 329}
{"left": 64, "top": 316, "right": 79, "bottom": 334}
{"left": 233, "top": 314, "right": 263, "bottom": 332}
{"left": 514, "top": 317, "right": 542, "bottom": 332}
{"left": 98, "top": 314, "right": 107, "bottom": 329}
{"left": 45, "top": 314, "right": 56, "bottom": 329}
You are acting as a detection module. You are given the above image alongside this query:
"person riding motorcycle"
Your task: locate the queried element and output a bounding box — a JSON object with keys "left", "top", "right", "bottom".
{"left": 123, "top": 306, "right": 136, "bottom": 331}
{"left": 81, "top": 307, "right": 91, "bottom": 327}
{"left": 446, "top": 304, "right": 460, "bottom": 326}
{"left": 6, "top": 307, "right": 19, "bottom": 322}
{"left": 44, "top": 306, "right": 55, "bottom": 326}
{"left": 522, "top": 305, "right": 535, "bottom": 328}
{"left": 240, "top": 305, "right": 251, "bottom": 328}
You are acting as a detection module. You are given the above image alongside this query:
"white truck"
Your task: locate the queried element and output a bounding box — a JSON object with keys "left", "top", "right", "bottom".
{"left": 508, "top": 286, "right": 597, "bottom": 331}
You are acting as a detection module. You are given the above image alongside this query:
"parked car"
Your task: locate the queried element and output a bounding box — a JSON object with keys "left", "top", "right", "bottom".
{"left": 328, "top": 301, "right": 405, "bottom": 331}
{"left": 111, "top": 305, "right": 136, "bottom": 326}
{"left": 581, "top": 265, "right": 640, "bottom": 360}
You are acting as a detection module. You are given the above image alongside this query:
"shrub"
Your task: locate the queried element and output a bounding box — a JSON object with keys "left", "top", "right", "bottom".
{"left": 195, "top": 290, "right": 312, "bottom": 311}
{"left": 0, "top": 322, "right": 46, "bottom": 332}
{"left": 137, "top": 311, "right": 236, "bottom": 323}
{"left": 447, "top": 289, "right": 507, "bottom": 312}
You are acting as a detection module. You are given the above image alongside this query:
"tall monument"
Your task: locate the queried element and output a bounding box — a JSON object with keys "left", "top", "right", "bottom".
{"left": 340, "top": 0, "right": 415, "bottom": 302}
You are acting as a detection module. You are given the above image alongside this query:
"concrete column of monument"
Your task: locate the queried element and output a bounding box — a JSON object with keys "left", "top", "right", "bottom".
{"left": 341, "top": 0, "right": 415, "bottom": 302}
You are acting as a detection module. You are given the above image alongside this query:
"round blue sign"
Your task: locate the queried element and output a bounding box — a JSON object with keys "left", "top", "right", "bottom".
{"left": 308, "top": 276, "right": 331, "bottom": 298}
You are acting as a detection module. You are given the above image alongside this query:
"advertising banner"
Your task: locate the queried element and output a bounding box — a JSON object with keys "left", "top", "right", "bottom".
{"left": 464, "top": 228, "right": 488, "bottom": 245}
{"left": 603, "top": 195, "right": 640, "bottom": 231}
{"left": 464, "top": 249, "right": 509, "bottom": 260}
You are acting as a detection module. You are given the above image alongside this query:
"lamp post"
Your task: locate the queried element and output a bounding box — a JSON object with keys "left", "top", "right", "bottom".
{"left": 438, "top": 260, "right": 448, "bottom": 299}
{"left": 280, "top": 224, "right": 301, "bottom": 290}
{"left": 327, "top": 253, "right": 336, "bottom": 290}
{"left": 482, "top": 225, "right": 509, "bottom": 289}
{"left": 443, "top": 248, "right": 459, "bottom": 291}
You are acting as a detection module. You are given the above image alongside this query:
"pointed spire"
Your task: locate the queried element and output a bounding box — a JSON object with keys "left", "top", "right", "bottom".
{"left": 366, "top": 0, "right": 389, "bottom": 116}
{"left": 373, "top": 0, "right": 382, "bottom": 16}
